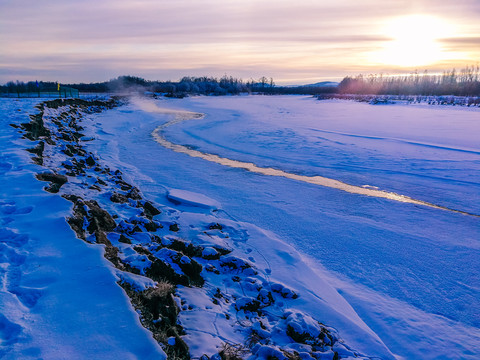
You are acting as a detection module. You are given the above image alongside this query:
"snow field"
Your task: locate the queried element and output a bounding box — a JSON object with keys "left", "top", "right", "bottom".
{"left": 3, "top": 97, "right": 392, "bottom": 359}
{"left": 104, "top": 95, "right": 479, "bottom": 359}
{"left": 2, "top": 95, "right": 479, "bottom": 359}
{"left": 0, "top": 99, "right": 166, "bottom": 359}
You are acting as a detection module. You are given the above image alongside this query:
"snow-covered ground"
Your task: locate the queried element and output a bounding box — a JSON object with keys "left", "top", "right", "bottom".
{"left": 90, "top": 95, "right": 479, "bottom": 359}
{"left": 0, "top": 99, "right": 166, "bottom": 359}
{"left": 1, "top": 95, "right": 479, "bottom": 359}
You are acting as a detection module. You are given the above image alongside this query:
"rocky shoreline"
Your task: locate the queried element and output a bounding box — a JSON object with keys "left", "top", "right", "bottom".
{"left": 16, "top": 97, "right": 371, "bottom": 360}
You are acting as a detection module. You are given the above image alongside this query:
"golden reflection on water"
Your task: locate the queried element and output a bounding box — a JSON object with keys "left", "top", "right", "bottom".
{"left": 147, "top": 103, "right": 478, "bottom": 218}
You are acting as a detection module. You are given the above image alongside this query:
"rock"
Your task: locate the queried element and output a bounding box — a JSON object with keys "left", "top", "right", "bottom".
{"left": 94, "top": 231, "right": 124, "bottom": 270}
{"left": 127, "top": 187, "right": 142, "bottom": 200}
{"left": 235, "top": 296, "right": 261, "bottom": 313}
{"left": 110, "top": 192, "right": 128, "bottom": 203}
{"left": 21, "top": 113, "right": 50, "bottom": 140}
{"left": 119, "top": 234, "right": 132, "bottom": 244}
{"left": 85, "top": 155, "right": 96, "bottom": 166}
{"left": 144, "top": 221, "right": 161, "bottom": 232}
{"left": 85, "top": 200, "right": 116, "bottom": 233}
{"left": 202, "top": 247, "right": 220, "bottom": 260}
{"left": 209, "top": 223, "right": 223, "bottom": 230}
{"left": 35, "top": 172, "right": 68, "bottom": 193}
{"left": 26, "top": 141, "right": 45, "bottom": 157}
{"left": 36, "top": 172, "right": 68, "bottom": 185}
{"left": 143, "top": 201, "right": 161, "bottom": 217}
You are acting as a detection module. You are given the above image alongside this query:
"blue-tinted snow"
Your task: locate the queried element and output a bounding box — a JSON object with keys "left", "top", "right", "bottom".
{"left": 167, "top": 188, "right": 221, "bottom": 209}
{"left": 88, "top": 95, "right": 479, "bottom": 359}
{"left": 0, "top": 98, "right": 166, "bottom": 359}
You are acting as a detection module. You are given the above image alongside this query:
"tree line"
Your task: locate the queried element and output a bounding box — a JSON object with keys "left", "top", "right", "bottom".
{"left": 1, "top": 80, "right": 60, "bottom": 96}
{"left": 0, "top": 75, "right": 276, "bottom": 97}
{"left": 338, "top": 65, "right": 480, "bottom": 96}
{"left": 2, "top": 66, "right": 479, "bottom": 97}
{"left": 0, "top": 75, "right": 336, "bottom": 97}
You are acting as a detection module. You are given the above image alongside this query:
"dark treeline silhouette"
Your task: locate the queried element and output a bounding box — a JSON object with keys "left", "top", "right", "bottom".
{"left": 4, "top": 66, "right": 479, "bottom": 98}
{"left": 0, "top": 80, "right": 79, "bottom": 98}
{"left": 1, "top": 80, "right": 61, "bottom": 96}
{"left": 338, "top": 65, "right": 480, "bottom": 96}
{"left": 72, "top": 75, "right": 335, "bottom": 96}
{"left": 270, "top": 85, "right": 337, "bottom": 95}
{"left": 1, "top": 75, "right": 336, "bottom": 97}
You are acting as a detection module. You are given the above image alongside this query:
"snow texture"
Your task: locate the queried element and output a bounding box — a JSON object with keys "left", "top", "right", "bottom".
{"left": 168, "top": 189, "right": 221, "bottom": 210}
{"left": 126, "top": 95, "right": 479, "bottom": 359}
{"left": 0, "top": 98, "right": 166, "bottom": 359}
{"left": 1, "top": 94, "right": 479, "bottom": 360}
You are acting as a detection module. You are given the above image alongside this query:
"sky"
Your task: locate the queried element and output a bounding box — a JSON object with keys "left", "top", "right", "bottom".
{"left": 0, "top": 0, "right": 479, "bottom": 85}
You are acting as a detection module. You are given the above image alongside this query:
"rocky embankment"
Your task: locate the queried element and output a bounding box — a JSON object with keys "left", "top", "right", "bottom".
{"left": 16, "top": 97, "right": 372, "bottom": 360}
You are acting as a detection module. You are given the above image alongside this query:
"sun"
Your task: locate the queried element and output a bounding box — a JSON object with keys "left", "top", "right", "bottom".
{"left": 374, "top": 14, "right": 455, "bottom": 68}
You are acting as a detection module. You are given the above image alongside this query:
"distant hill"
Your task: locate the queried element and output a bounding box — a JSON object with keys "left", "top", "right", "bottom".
{"left": 301, "top": 81, "right": 339, "bottom": 87}
{"left": 283, "top": 81, "right": 339, "bottom": 88}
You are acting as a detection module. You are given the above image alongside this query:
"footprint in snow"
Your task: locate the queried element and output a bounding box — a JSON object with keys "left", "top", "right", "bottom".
{"left": 9, "top": 286, "right": 43, "bottom": 308}
{"left": 3, "top": 258, "right": 43, "bottom": 309}
{"left": 0, "top": 245, "right": 25, "bottom": 291}
{"left": 0, "top": 202, "right": 33, "bottom": 216}
{"left": 0, "top": 313, "right": 23, "bottom": 347}
{"left": 96, "top": 129, "right": 114, "bottom": 136}
{"left": 214, "top": 225, "right": 248, "bottom": 242}
{"left": 0, "top": 224, "right": 41, "bottom": 308}
{"left": 0, "top": 245, "right": 26, "bottom": 266}
{"left": 0, "top": 228, "right": 28, "bottom": 248}
{"left": 0, "top": 162, "right": 13, "bottom": 174}
{"left": 1, "top": 217, "right": 14, "bottom": 225}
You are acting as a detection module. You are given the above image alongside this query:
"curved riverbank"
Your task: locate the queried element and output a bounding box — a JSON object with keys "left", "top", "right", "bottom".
{"left": 150, "top": 100, "right": 479, "bottom": 218}
{"left": 87, "top": 95, "right": 480, "bottom": 359}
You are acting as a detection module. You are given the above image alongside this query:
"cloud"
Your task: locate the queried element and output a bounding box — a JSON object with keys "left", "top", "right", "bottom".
{"left": 1, "top": 0, "right": 479, "bottom": 83}
{"left": 442, "top": 37, "right": 480, "bottom": 46}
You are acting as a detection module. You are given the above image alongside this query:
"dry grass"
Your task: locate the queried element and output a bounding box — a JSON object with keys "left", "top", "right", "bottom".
{"left": 145, "top": 281, "right": 175, "bottom": 299}
{"left": 219, "top": 343, "right": 249, "bottom": 360}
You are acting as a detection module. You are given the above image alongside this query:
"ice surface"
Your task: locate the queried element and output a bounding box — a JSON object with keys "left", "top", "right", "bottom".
{"left": 88, "top": 95, "right": 479, "bottom": 359}
{"left": 3, "top": 95, "right": 479, "bottom": 359}
{"left": 163, "top": 96, "right": 480, "bottom": 214}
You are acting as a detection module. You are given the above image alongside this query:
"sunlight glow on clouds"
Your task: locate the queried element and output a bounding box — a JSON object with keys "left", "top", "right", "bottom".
{"left": 371, "top": 15, "right": 462, "bottom": 67}
{"left": 0, "top": 0, "right": 479, "bottom": 84}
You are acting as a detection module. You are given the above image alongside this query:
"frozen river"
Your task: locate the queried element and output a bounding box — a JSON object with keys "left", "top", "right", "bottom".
{"left": 95, "top": 95, "right": 480, "bottom": 359}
